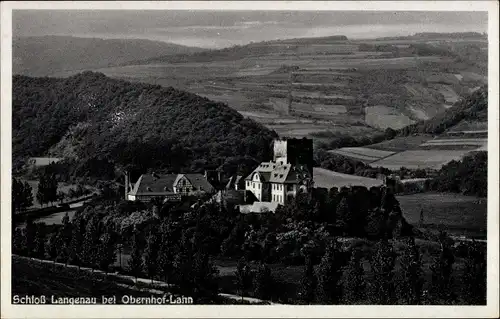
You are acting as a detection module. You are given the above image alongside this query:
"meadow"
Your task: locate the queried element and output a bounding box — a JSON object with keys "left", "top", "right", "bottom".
{"left": 397, "top": 192, "right": 487, "bottom": 238}
{"left": 313, "top": 167, "right": 385, "bottom": 189}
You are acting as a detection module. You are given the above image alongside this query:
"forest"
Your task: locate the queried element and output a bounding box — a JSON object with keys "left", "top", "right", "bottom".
{"left": 12, "top": 184, "right": 486, "bottom": 305}
{"left": 12, "top": 72, "right": 278, "bottom": 179}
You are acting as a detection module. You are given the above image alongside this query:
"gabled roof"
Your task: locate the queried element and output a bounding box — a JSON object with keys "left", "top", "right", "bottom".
{"left": 183, "top": 174, "right": 215, "bottom": 192}
{"left": 245, "top": 161, "right": 312, "bottom": 184}
{"left": 128, "top": 173, "right": 214, "bottom": 196}
{"left": 129, "top": 174, "right": 178, "bottom": 196}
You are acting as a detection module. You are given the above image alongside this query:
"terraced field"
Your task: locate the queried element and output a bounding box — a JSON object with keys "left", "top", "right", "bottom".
{"left": 370, "top": 149, "right": 469, "bottom": 170}
{"left": 329, "top": 118, "right": 487, "bottom": 169}
{"left": 54, "top": 34, "right": 487, "bottom": 139}
{"left": 328, "top": 147, "right": 395, "bottom": 163}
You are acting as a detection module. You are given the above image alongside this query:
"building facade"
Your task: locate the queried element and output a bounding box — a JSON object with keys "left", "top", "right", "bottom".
{"left": 126, "top": 173, "right": 215, "bottom": 202}
{"left": 245, "top": 138, "right": 314, "bottom": 207}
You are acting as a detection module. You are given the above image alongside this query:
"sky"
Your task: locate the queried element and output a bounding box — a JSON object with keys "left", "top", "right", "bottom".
{"left": 13, "top": 10, "right": 488, "bottom": 48}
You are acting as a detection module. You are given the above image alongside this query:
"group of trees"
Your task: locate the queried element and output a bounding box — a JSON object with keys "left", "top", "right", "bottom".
{"left": 36, "top": 173, "right": 59, "bottom": 207}
{"left": 12, "top": 189, "right": 486, "bottom": 304}
{"left": 226, "top": 234, "right": 486, "bottom": 305}
{"left": 429, "top": 151, "right": 487, "bottom": 197}
{"left": 12, "top": 178, "right": 33, "bottom": 214}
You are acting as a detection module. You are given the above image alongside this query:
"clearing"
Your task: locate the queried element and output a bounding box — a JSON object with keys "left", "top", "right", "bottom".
{"left": 313, "top": 167, "right": 385, "bottom": 189}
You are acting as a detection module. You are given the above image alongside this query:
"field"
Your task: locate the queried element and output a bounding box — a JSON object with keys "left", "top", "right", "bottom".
{"left": 328, "top": 147, "right": 395, "bottom": 163}
{"left": 397, "top": 193, "right": 487, "bottom": 238}
{"left": 52, "top": 34, "right": 487, "bottom": 139}
{"left": 370, "top": 150, "right": 469, "bottom": 170}
{"left": 313, "top": 167, "right": 385, "bottom": 189}
{"left": 364, "top": 105, "right": 415, "bottom": 130}
{"left": 329, "top": 116, "right": 487, "bottom": 169}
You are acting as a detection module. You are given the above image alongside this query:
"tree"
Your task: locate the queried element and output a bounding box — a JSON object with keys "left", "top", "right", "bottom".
{"left": 57, "top": 191, "right": 66, "bottom": 204}
{"left": 36, "top": 174, "right": 49, "bottom": 207}
{"left": 299, "top": 253, "right": 317, "bottom": 303}
{"left": 369, "top": 239, "right": 396, "bottom": 304}
{"left": 157, "top": 220, "right": 175, "bottom": 282}
{"left": 45, "top": 233, "right": 59, "bottom": 262}
{"left": 316, "top": 240, "right": 343, "bottom": 304}
{"left": 98, "top": 232, "right": 117, "bottom": 273}
{"left": 235, "top": 257, "right": 253, "bottom": 300}
{"left": 342, "top": 249, "right": 366, "bottom": 304}
{"left": 82, "top": 215, "right": 100, "bottom": 269}
{"left": 429, "top": 231, "right": 455, "bottom": 304}
{"left": 397, "top": 237, "right": 423, "bottom": 304}
{"left": 60, "top": 212, "right": 73, "bottom": 246}
{"left": 128, "top": 228, "right": 144, "bottom": 282}
{"left": 460, "top": 241, "right": 486, "bottom": 304}
{"left": 12, "top": 178, "right": 33, "bottom": 214}
{"left": 68, "top": 215, "right": 85, "bottom": 267}
{"left": 253, "top": 263, "right": 273, "bottom": 301}
{"left": 144, "top": 232, "right": 159, "bottom": 283}
{"left": 33, "top": 223, "right": 46, "bottom": 259}
{"left": 335, "top": 197, "right": 350, "bottom": 234}
{"left": 55, "top": 230, "right": 69, "bottom": 263}
{"left": 25, "top": 218, "right": 36, "bottom": 258}
{"left": 12, "top": 228, "right": 26, "bottom": 255}
{"left": 157, "top": 240, "right": 174, "bottom": 283}
{"left": 191, "top": 250, "right": 219, "bottom": 302}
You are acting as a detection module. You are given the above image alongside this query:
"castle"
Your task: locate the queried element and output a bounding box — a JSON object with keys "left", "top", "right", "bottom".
{"left": 243, "top": 138, "right": 314, "bottom": 208}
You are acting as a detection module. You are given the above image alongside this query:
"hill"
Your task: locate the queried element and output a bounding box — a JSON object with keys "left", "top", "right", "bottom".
{"left": 12, "top": 72, "right": 277, "bottom": 178}
{"left": 398, "top": 86, "right": 487, "bottom": 136}
{"left": 323, "top": 87, "right": 487, "bottom": 175}
{"left": 13, "top": 36, "right": 206, "bottom": 76}
{"left": 46, "top": 33, "right": 488, "bottom": 139}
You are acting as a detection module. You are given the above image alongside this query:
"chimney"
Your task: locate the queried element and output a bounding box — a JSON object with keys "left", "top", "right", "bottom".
{"left": 124, "top": 171, "right": 129, "bottom": 200}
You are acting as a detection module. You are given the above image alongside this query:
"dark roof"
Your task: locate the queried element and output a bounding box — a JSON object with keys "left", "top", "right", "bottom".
{"left": 129, "top": 174, "right": 178, "bottom": 195}
{"left": 245, "top": 162, "right": 312, "bottom": 184}
{"left": 128, "top": 173, "right": 214, "bottom": 196}
{"left": 182, "top": 174, "right": 215, "bottom": 192}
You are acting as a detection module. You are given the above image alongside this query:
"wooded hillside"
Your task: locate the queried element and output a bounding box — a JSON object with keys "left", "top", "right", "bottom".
{"left": 13, "top": 72, "right": 277, "bottom": 178}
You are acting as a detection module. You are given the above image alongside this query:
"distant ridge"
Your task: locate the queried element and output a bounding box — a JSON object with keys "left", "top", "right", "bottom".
{"left": 13, "top": 35, "right": 207, "bottom": 76}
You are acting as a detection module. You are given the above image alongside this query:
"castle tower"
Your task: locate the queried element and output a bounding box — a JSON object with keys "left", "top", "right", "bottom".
{"left": 273, "top": 138, "right": 313, "bottom": 175}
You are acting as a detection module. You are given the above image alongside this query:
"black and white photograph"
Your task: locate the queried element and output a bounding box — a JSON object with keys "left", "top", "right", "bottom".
{"left": 1, "top": 1, "right": 498, "bottom": 318}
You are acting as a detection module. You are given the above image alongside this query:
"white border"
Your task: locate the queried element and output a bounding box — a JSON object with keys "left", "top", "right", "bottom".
{"left": 1, "top": 1, "right": 499, "bottom": 318}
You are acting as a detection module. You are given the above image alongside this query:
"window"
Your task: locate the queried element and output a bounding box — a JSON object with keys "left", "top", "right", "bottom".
{"left": 253, "top": 182, "right": 255, "bottom": 188}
